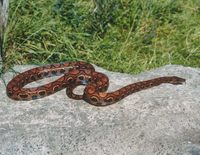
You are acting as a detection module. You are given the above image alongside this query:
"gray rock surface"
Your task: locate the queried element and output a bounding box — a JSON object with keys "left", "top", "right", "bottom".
{"left": 0, "top": 64, "right": 200, "bottom": 155}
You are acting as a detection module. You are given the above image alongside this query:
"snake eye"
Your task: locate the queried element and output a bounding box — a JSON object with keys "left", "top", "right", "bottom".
{"left": 78, "top": 75, "right": 84, "bottom": 80}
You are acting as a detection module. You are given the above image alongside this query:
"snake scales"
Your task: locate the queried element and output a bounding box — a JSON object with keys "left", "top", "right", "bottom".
{"left": 6, "top": 61, "right": 185, "bottom": 106}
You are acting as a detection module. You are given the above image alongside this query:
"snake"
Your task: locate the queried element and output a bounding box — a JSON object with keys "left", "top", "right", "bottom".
{"left": 6, "top": 61, "right": 186, "bottom": 106}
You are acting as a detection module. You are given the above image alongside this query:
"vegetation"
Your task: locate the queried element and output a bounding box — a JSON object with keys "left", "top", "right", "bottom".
{"left": 4, "top": 0, "right": 200, "bottom": 74}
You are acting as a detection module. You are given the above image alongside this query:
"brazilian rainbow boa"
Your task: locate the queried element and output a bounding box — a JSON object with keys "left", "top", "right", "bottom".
{"left": 6, "top": 61, "right": 185, "bottom": 106}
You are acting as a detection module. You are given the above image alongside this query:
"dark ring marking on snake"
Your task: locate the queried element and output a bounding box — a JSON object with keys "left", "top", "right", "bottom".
{"left": 6, "top": 61, "right": 186, "bottom": 106}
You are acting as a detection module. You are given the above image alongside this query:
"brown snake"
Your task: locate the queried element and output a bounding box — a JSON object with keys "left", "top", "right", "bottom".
{"left": 6, "top": 61, "right": 185, "bottom": 106}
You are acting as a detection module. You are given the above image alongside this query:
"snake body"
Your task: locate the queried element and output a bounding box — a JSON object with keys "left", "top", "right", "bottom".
{"left": 6, "top": 61, "right": 185, "bottom": 106}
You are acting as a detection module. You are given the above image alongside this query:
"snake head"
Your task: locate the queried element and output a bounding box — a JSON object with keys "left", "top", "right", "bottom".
{"left": 169, "top": 76, "right": 186, "bottom": 85}
{"left": 76, "top": 75, "right": 92, "bottom": 85}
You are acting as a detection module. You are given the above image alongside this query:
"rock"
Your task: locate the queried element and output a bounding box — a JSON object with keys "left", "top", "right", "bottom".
{"left": 0, "top": 64, "right": 199, "bottom": 155}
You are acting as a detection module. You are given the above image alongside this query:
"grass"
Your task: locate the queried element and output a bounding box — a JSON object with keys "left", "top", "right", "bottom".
{"left": 3, "top": 0, "right": 200, "bottom": 74}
